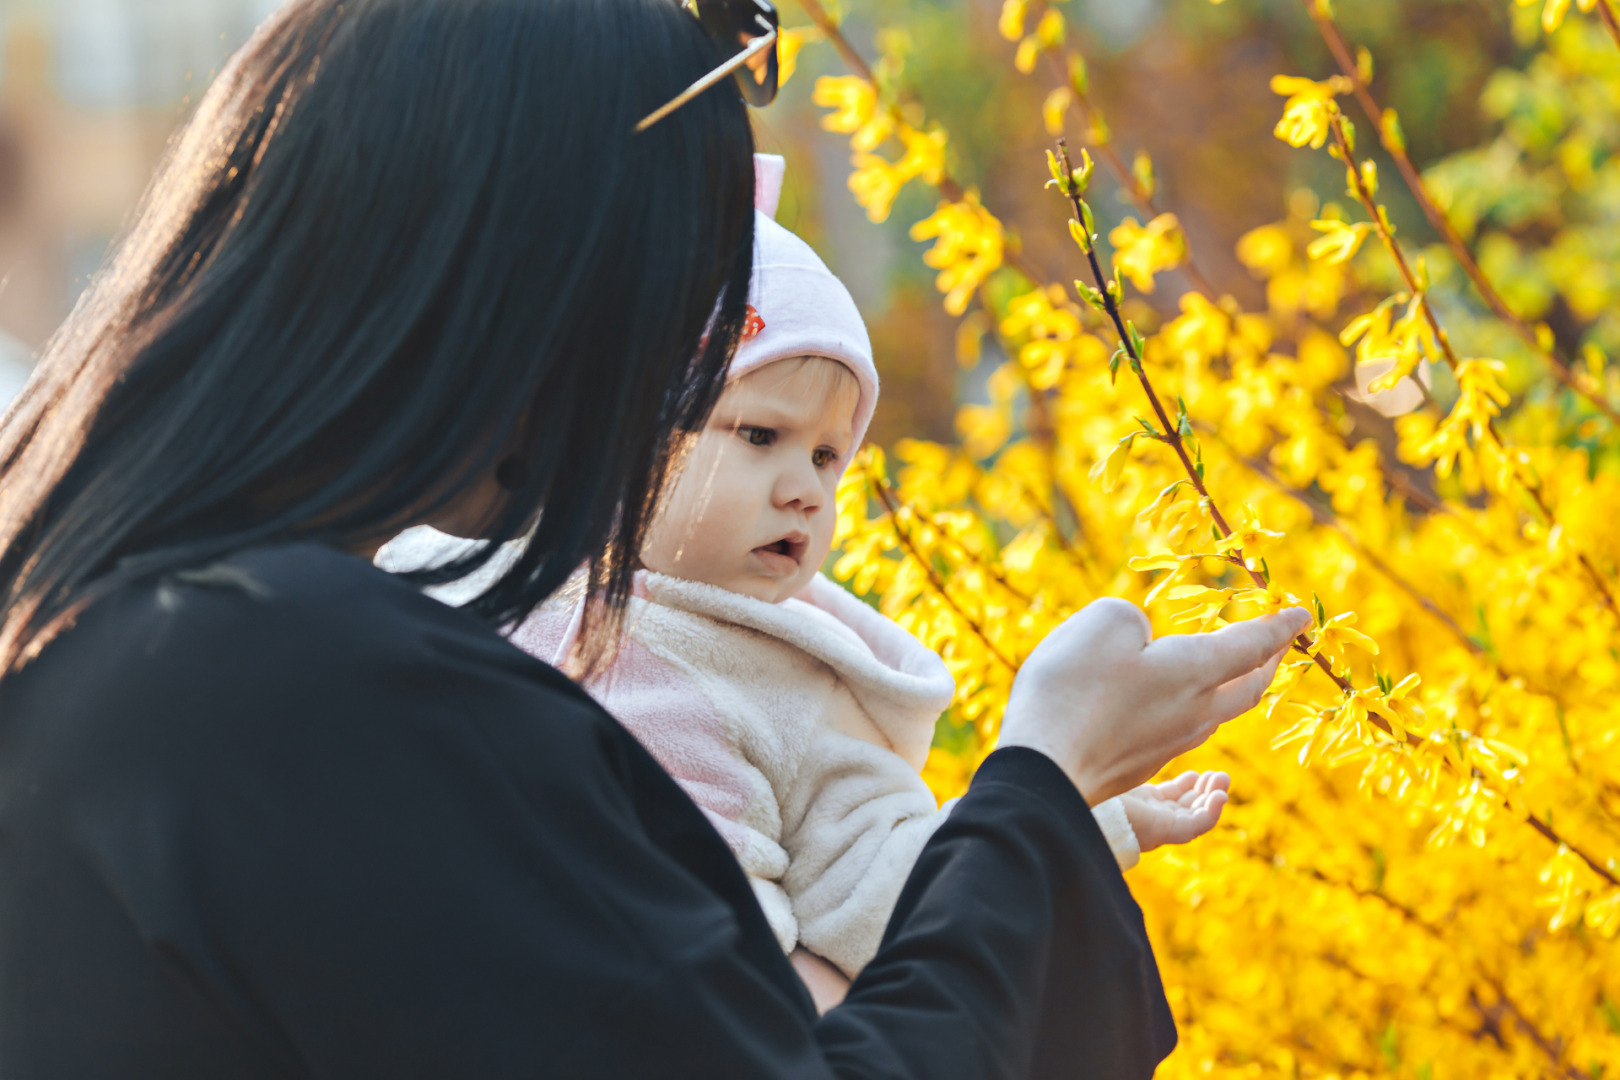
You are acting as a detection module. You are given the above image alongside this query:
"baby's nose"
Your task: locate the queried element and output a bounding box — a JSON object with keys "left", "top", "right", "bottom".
{"left": 775, "top": 459, "right": 825, "bottom": 510}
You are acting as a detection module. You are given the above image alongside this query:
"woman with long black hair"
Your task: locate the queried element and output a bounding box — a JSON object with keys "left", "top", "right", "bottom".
{"left": 0, "top": 0, "right": 1307, "bottom": 1075}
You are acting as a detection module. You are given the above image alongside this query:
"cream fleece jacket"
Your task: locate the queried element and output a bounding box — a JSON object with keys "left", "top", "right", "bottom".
{"left": 376, "top": 528, "right": 1140, "bottom": 976}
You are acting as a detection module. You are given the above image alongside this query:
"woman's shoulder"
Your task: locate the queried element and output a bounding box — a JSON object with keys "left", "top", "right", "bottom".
{"left": 3, "top": 542, "right": 609, "bottom": 770}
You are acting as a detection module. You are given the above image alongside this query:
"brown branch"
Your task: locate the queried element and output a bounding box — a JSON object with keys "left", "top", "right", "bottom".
{"left": 1471, "top": 987, "right": 1592, "bottom": 1080}
{"left": 1593, "top": 0, "right": 1620, "bottom": 51}
{"left": 1059, "top": 136, "right": 1620, "bottom": 888}
{"left": 1303, "top": 0, "right": 1620, "bottom": 427}
{"left": 1054, "top": 141, "right": 1352, "bottom": 697}
{"left": 872, "top": 475, "right": 1038, "bottom": 606}
{"left": 794, "top": 0, "right": 876, "bottom": 83}
{"left": 1197, "top": 422, "right": 1484, "bottom": 659}
{"left": 1522, "top": 812, "right": 1619, "bottom": 886}
{"left": 869, "top": 473, "right": 1021, "bottom": 671}
{"left": 1328, "top": 116, "right": 1620, "bottom": 615}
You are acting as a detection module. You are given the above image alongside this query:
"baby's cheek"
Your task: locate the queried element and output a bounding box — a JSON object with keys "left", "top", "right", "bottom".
{"left": 805, "top": 519, "right": 838, "bottom": 574}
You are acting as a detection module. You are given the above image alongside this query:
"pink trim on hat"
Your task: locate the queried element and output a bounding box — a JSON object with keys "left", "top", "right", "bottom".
{"left": 737, "top": 156, "right": 878, "bottom": 470}
{"left": 754, "top": 153, "right": 786, "bottom": 220}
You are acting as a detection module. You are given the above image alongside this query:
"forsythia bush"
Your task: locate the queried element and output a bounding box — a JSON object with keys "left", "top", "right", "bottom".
{"left": 795, "top": 0, "right": 1620, "bottom": 1075}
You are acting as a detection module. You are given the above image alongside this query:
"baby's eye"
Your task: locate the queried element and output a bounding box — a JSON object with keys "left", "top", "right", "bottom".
{"left": 739, "top": 425, "right": 775, "bottom": 447}
{"left": 812, "top": 447, "right": 839, "bottom": 469}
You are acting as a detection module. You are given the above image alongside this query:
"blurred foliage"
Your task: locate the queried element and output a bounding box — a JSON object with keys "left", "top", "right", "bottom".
{"left": 782, "top": 0, "right": 1620, "bottom": 1074}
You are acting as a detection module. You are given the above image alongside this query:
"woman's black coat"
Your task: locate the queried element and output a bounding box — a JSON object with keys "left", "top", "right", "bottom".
{"left": 0, "top": 544, "right": 1175, "bottom": 1078}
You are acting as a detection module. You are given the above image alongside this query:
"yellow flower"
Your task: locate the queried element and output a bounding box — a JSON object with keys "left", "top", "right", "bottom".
{"left": 955, "top": 402, "right": 1012, "bottom": 458}
{"left": 1452, "top": 358, "right": 1511, "bottom": 437}
{"left": 1305, "top": 218, "right": 1371, "bottom": 264}
{"left": 813, "top": 75, "right": 893, "bottom": 152}
{"left": 910, "top": 192, "right": 1005, "bottom": 316}
{"left": 1107, "top": 213, "right": 1187, "bottom": 293}
{"left": 921, "top": 746, "right": 974, "bottom": 802}
{"left": 997, "top": 0, "right": 1027, "bottom": 41}
{"left": 1308, "top": 610, "right": 1379, "bottom": 669}
{"left": 1214, "top": 507, "right": 1285, "bottom": 564}
{"left": 894, "top": 124, "right": 947, "bottom": 187}
{"left": 1160, "top": 292, "right": 1230, "bottom": 361}
{"left": 1041, "top": 87, "right": 1072, "bottom": 136}
{"left": 1317, "top": 438, "right": 1382, "bottom": 514}
{"left": 848, "top": 153, "right": 909, "bottom": 224}
{"left": 813, "top": 75, "right": 876, "bottom": 133}
{"left": 1236, "top": 222, "right": 1293, "bottom": 276}
{"left": 1035, "top": 8, "right": 1065, "bottom": 46}
{"left": 776, "top": 26, "right": 820, "bottom": 87}
{"left": 1270, "top": 74, "right": 1352, "bottom": 149}
{"left": 1013, "top": 35, "right": 1041, "bottom": 73}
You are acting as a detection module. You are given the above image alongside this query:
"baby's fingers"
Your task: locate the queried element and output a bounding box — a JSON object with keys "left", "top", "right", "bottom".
{"left": 1179, "top": 790, "right": 1228, "bottom": 842}
{"left": 1150, "top": 771, "right": 1200, "bottom": 802}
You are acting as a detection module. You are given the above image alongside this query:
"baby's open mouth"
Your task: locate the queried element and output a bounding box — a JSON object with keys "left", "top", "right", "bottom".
{"left": 754, "top": 533, "right": 808, "bottom": 567}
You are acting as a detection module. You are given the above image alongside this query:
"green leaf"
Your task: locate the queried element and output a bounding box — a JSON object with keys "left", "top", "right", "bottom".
{"left": 1127, "top": 320, "right": 1146, "bottom": 357}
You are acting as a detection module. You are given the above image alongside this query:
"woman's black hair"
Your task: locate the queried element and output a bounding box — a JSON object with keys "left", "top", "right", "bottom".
{"left": 0, "top": 0, "right": 756, "bottom": 674}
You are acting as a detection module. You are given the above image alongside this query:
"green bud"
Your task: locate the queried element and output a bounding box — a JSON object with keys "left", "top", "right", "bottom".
{"left": 1068, "top": 218, "right": 1091, "bottom": 253}
{"left": 1075, "top": 279, "right": 1106, "bottom": 311}
{"left": 1381, "top": 108, "right": 1406, "bottom": 154}
{"left": 1046, "top": 149, "right": 1065, "bottom": 188}
{"left": 1068, "top": 52, "right": 1089, "bottom": 96}
{"left": 1131, "top": 150, "right": 1156, "bottom": 200}
{"left": 1355, "top": 46, "right": 1373, "bottom": 84}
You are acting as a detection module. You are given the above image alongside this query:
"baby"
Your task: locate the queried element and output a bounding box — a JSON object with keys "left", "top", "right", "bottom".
{"left": 381, "top": 155, "right": 1229, "bottom": 1009}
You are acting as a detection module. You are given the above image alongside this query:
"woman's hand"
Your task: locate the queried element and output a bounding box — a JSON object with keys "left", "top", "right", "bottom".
{"left": 999, "top": 599, "right": 1310, "bottom": 806}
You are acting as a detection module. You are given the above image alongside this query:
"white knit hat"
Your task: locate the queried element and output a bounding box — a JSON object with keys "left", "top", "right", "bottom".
{"left": 729, "top": 154, "right": 878, "bottom": 469}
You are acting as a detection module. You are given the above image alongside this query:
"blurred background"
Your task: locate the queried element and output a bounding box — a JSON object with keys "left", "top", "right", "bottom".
{"left": 0, "top": 0, "right": 1527, "bottom": 426}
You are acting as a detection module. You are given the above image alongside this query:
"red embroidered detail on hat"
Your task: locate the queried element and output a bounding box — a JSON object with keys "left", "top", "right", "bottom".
{"left": 741, "top": 305, "right": 766, "bottom": 341}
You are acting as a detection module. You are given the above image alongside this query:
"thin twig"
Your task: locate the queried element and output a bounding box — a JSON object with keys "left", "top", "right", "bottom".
{"left": 869, "top": 472, "right": 1021, "bottom": 671}
{"left": 1055, "top": 140, "right": 1349, "bottom": 693}
{"left": 1303, "top": 0, "right": 1620, "bottom": 426}
{"left": 872, "top": 475, "right": 1038, "bottom": 606}
{"left": 1024, "top": 1, "right": 1221, "bottom": 299}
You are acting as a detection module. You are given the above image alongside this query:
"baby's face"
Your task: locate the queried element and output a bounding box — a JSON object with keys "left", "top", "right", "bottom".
{"left": 641, "top": 358, "right": 857, "bottom": 603}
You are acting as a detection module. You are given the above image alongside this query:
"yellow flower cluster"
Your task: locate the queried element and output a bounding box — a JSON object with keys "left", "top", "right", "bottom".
{"left": 1108, "top": 213, "right": 1188, "bottom": 292}
{"left": 813, "top": 48, "right": 947, "bottom": 224}
{"left": 909, "top": 193, "right": 1005, "bottom": 317}
{"left": 815, "top": 6, "right": 1620, "bottom": 1077}
{"left": 1518, "top": 0, "right": 1608, "bottom": 33}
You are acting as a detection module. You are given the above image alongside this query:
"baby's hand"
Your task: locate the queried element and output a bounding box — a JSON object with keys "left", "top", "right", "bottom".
{"left": 790, "top": 948, "right": 851, "bottom": 1014}
{"left": 1119, "top": 770, "right": 1230, "bottom": 853}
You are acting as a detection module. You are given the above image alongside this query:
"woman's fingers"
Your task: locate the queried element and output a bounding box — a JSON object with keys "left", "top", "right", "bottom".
{"left": 1180, "top": 608, "right": 1310, "bottom": 690}
{"left": 1078, "top": 595, "right": 1155, "bottom": 653}
{"left": 1206, "top": 644, "right": 1291, "bottom": 724}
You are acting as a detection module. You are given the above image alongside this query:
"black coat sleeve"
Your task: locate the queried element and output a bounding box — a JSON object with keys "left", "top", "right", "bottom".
{"left": 584, "top": 748, "right": 1177, "bottom": 1080}
{"left": 0, "top": 546, "right": 1173, "bottom": 1080}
